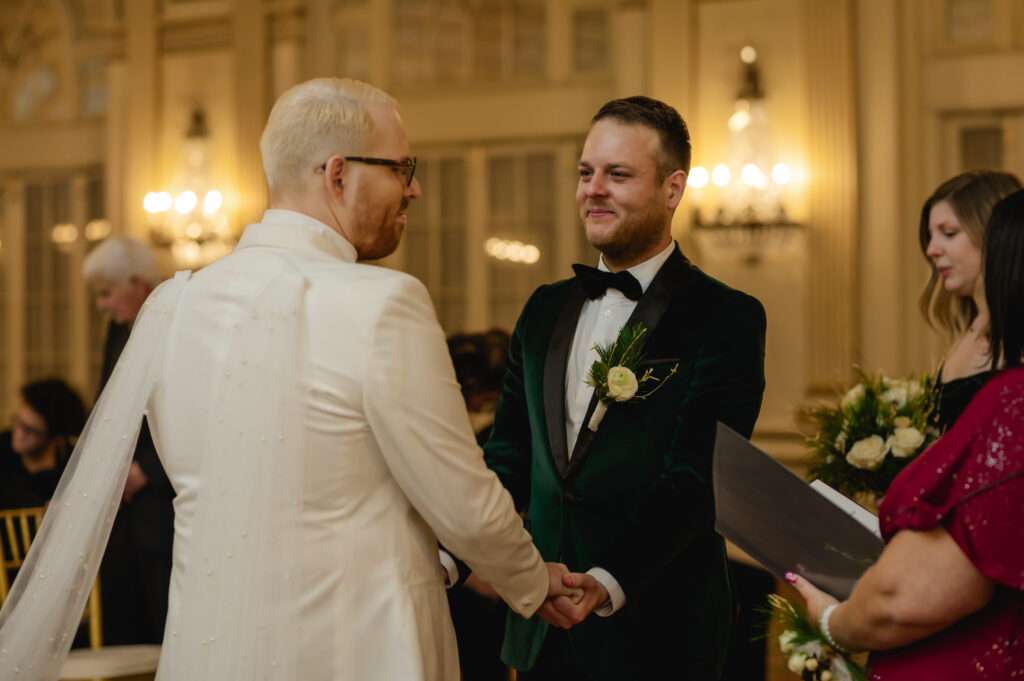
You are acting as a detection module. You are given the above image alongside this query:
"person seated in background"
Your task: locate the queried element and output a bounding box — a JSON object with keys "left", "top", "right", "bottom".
{"left": 448, "top": 329, "right": 511, "bottom": 446}
{"left": 446, "top": 328, "right": 516, "bottom": 681}
{"left": 788, "top": 188, "right": 1024, "bottom": 680}
{"left": 0, "top": 378, "right": 87, "bottom": 510}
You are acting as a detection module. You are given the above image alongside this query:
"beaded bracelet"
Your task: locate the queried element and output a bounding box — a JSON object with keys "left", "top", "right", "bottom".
{"left": 820, "top": 603, "right": 850, "bottom": 654}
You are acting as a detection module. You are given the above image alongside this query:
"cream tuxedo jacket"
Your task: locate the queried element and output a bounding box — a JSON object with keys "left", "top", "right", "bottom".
{"left": 148, "top": 210, "right": 547, "bottom": 681}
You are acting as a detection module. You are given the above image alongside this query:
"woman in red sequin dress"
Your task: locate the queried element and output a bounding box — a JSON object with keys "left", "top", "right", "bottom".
{"left": 790, "top": 189, "right": 1024, "bottom": 680}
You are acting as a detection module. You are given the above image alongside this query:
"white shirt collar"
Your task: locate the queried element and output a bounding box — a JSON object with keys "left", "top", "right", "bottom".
{"left": 236, "top": 209, "right": 358, "bottom": 263}
{"left": 597, "top": 240, "right": 676, "bottom": 293}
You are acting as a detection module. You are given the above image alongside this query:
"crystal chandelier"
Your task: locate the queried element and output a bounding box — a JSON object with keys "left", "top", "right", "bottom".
{"left": 688, "top": 46, "right": 800, "bottom": 262}
{"left": 144, "top": 108, "right": 235, "bottom": 268}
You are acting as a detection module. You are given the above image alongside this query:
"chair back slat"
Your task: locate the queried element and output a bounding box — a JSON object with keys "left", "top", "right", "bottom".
{"left": 0, "top": 506, "right": 103, "bottom": 649}
{"left": 0, "top": 506, "right": 46, "bottom": 604}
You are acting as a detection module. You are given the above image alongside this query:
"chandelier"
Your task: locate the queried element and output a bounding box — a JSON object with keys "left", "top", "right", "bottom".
{"left": 688, "top": 46, "right": 800, "bottom": 263}
{"left": 144, "top": 108, "right": 235, "bottom": 268}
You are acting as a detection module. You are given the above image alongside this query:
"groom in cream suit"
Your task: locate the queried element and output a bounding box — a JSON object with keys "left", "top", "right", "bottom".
{"left": 144, "top": 79, "right": 589, "bottom": 681}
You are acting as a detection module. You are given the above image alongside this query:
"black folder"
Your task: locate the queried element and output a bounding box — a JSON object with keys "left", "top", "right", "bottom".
{"left": 712, "top": 422, "right": 885, "bottom": 599}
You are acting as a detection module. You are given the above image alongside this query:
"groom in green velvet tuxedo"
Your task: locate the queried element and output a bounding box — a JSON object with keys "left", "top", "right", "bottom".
{"left": 483, "top": 96, "right": 767, "bottom": 680}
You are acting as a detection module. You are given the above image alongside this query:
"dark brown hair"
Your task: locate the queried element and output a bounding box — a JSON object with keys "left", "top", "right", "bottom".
{"left": 591, "top": 96, "right": 691, "bottom": 182}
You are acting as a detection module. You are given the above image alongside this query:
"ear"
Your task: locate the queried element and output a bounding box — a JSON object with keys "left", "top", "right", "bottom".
{"left": 665, "top": 169, "right": 687, "bottom": 210}
{"left": 323, "top": 156, "right": 347, "bottom": 201}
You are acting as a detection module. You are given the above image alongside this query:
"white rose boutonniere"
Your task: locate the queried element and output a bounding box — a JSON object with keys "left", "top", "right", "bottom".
{"left": 845, "top": 435, "right": 887, "bottom": 470}
{"left": 606, "top": 366, "right": 639, "bottom": 401}
{"left": 585, "top": 323, "right": 678, "bottom": 431}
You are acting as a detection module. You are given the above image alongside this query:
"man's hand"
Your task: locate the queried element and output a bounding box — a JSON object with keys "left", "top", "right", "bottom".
{"left": 464, "top": 573, "right": 501, "bottom": 601}
{"left": 122, "top": 461, "right": 148, "bottom": 503}
{"left": 535, "top": 569, "right": 608, "bottom": 629}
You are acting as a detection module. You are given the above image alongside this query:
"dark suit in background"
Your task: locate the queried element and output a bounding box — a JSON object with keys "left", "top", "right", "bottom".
{"left": 97, "top": 320, "right": 174, "bottom": 644}
{"left": 485, "top": 248, "right": 766, "bottom": 680}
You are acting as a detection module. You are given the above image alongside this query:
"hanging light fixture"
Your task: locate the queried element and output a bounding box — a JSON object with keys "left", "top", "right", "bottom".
{"left": 144, "top": 108, "right": 235, "bottom": 268}
{"left": 689, "top": 46, "right": 801, "bottom": 264}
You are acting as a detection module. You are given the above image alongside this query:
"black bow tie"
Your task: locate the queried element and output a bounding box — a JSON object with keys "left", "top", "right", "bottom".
{"left": 571, "top": 264, "right": 643, "bottom": 301}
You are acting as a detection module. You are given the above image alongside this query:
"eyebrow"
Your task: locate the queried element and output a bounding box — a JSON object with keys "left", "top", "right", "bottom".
{"left": 577, "top": 161, "right": 638, "bottom": 172}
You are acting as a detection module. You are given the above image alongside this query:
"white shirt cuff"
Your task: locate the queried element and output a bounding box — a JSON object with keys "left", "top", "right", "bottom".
{"left": 439, "top": 549, "right": 458, "bottom": 589}
{"left": 587, "top": 566, "right": 625, "bottom": 616}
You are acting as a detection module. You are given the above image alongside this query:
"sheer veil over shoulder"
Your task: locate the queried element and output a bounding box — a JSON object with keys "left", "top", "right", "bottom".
{"left": 0, "top": 256, "right": 309, "bottom": 681}
{"left": 0, "top": 271, "right": 191, "bottom": 679}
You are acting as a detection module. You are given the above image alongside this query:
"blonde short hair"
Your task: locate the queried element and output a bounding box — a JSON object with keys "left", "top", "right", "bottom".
{"left": 83, "top": 234, "right": 163, "bottom": 286}
{"left": 260, "top": 78, "right": 397, "bottom": 194}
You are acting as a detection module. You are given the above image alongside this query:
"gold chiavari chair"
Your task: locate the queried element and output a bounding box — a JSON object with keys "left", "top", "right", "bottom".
{"left": 0, "top": 506, "right": 103, "bottom": 648}
{"left": 0, "top": 506, "right": 160, "bottom": 680}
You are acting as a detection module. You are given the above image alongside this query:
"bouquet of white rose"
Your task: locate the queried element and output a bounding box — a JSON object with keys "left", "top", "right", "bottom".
{"left": 764, "top": 595, "right": 868, "bottom": 681}
{"left": 806, "top": 369, "right": 937, "bottom": 499}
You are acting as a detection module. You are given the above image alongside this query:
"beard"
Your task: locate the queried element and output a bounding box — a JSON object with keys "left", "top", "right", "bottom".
{"left": 355, "top": 198, "right": 408, "bottom": 262}
{"left": 583, "top": 196, "right": 667, "bottom": 266}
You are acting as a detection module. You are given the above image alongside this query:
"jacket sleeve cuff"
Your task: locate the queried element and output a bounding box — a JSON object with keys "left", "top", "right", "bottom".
{"left": 587, "top": 566, "right": 625, "bottom": 616}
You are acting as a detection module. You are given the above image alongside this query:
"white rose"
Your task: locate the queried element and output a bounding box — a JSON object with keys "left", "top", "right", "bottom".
{"left": 893, "top": 416, "right": 911, "bottom": 428}
{"left": 846, "top": 435, "right": 887, "bottom": 470}
{"left": 881, "top": 384, "right": 909, "bottom": 408}
{"left": 821, "top": 671, "right": 833, "bottom": 681}
{"left": 886, "top": 426, "right": 925, "bottom": 458}
{"left": 606, "top": 366, "right": 638, "bottom": 402}
{"left": 840, "top": 383, "right": 864, "bottom": 409}
{"left": 788, "top": 652, "right": 808, "bottom": 674}
{"left": 805, "top": 657, "right": 819, "bottom": 672}
{"left": 908, "top": 379, "right": 924, "bottom": 399}
{"left": 779, "top": 629, "right": 798, "bottom": 654}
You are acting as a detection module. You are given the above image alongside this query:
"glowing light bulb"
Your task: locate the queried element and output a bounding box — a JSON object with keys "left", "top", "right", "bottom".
{"left": 741, "top": 164, "right": 767, "bottom": 188}
{"left": 728, "top": 110, "right": 751, "bottom": 131}
{"left": 203, "top": 190, "right": 223, "bottom": 217}
{"left": 174, "top": 191, "right": 198, "bottom": 215}
{"left": 711, "top": 165, "right": 731, "bottom": 187}
{"left": 144, "top": 192, "right": 172, "bottom": 213}
{"left": 772, "top": 163, "right": 791, "bottom": 185}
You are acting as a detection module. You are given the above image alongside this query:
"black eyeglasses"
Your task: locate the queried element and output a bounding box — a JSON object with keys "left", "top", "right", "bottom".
{"left": 318, "top": 157, "right": 418, "bottom": 187}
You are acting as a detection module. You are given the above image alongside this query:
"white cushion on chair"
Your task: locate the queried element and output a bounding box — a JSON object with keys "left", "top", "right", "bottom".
{"left": 60, "top": 644, "right": 160, "bottom": 679}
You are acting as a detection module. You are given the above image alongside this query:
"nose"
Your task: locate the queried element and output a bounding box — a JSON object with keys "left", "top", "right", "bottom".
{"left": 925, "top": 235, "right": 941, "bottom": 259}
{"left": 406, "top": 176, "right": 422, "bottom": 200}
{"left": 580, "top": 173, "right": 608, "bottom": 199}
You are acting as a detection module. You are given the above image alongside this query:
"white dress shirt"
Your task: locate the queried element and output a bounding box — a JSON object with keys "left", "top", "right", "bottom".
{"left": 565, "top": 240, "right": 676, "bottom": 615}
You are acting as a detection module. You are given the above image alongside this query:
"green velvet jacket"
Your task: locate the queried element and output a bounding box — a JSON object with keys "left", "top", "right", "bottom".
{"left": 483, "top": 247, "right": 766, "bottom": 680}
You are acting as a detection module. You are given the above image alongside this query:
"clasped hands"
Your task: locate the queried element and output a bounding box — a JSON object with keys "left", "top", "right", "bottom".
{"left": 539, "top": 562, "right": 610, "bottom": 630}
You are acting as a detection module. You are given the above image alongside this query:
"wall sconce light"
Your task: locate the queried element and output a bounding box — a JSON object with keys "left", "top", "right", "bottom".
{"left": 484, "top": 237, "right": 541, "bottom": 264}
{"left": 689, "top": 45, "right": 801, "bottom": 264}
{"left": 144, "top": 108, "right": 235, "bottom": 268}
{"left": 47, "top": 218, "right": 111, "bottom": 253}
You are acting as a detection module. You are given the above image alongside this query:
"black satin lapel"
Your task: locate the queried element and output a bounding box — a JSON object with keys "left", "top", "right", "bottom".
{"left": 564, "top": 245, "right": 691, "bottom": 479}
{"left": 544, "top": 284, "right": 588, "bottom": 479}
{"left": 623, "top": 246, "right": 690, "bottom": 335}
